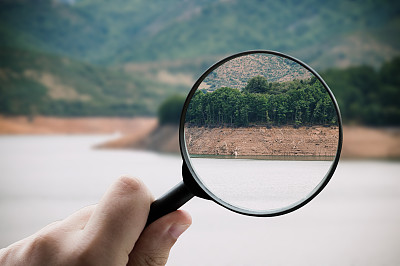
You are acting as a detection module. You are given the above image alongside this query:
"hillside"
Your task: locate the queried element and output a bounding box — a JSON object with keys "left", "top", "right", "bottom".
{"left": 201, "top": 53, "right": 312, "bottom": 91}
{"left": 0, "top": 49, "right": 187, "bottom": 116}
{"left": 0, "top": 0, "right": 399, "bottom": 121}
{"left": 0, "top": 0, "right": 399, "bottom": 68}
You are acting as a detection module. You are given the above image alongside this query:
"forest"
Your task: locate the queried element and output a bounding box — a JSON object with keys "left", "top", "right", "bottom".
{"left": 1, "top": 0, "right": 399, "bottom": 126}
{"left": 185, "top": 76, "right": 337, "bottom": 127}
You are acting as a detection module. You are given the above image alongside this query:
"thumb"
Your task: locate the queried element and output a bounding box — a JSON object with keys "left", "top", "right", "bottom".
{"left": 128, "top": 210, "right": 191, "bottom": 266}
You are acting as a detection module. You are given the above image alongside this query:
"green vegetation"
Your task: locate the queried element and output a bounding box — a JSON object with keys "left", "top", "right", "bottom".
{"left": 158, "top": 94, "right": 186, "bottom": 125}
{"left": 0, "top": 49, "right": 187, "bottom": 117}
{"left": 242, "top": 76, "right": 270, "bottom": 94}
{"left": 0, "top": 0, "right": 399, "bottom": 123}
{"left": 322, "top": 57, "right": 400, "bottom": 126}
{"left": 0, "top": 0, "right": 398, "bottom": 67}
{"left": 186, "top": 77, "right": 336, "bottom": 127}
{"left": 2, "top": 48, "right": 398, "bottom": 126}
{"left": 185, "top": 56, "right": 400, "bottom": 127}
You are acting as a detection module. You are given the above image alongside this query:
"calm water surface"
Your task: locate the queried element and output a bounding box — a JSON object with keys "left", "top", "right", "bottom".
{"left": 1, "top": 136, "right": 399, "bottom": 266}
{"left": 191, "top": 158, "right": 331, "bottom": 212}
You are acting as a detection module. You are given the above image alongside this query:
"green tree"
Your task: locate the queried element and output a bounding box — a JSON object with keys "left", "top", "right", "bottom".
{"left": 243, "top": 76, "right": 270, "bottom": 94}
{"left": 158, "top": 94, "right": 185, "bottom": 125}
{"left": 185, "top": 77, "right": 339, "bottom": 127}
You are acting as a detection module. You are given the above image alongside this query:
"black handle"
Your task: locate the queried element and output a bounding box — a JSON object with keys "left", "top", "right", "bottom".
{"left": 146, "top": 181, "right": 194, "bottom": 226}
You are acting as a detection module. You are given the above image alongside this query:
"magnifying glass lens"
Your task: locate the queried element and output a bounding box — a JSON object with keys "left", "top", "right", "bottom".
{"left": 183, "top": 52, "right": 340, "bottom": 214}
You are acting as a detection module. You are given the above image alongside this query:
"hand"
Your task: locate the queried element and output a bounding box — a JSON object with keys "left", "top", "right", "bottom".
{"left": 0, "top": 176, "right": 192, "bottom": 266}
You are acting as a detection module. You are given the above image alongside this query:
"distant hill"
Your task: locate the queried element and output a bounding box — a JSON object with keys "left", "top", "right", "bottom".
{"left": 0, "top": 49, "right": 187, "bottom": 116}
{"left": 0, "top": 0, "right": 399, "bottom": 68}
{"left": 1, "top": 0, "right": 399, "bottom": 121}
{"left": 200, "top": 54, "right": 312, "bottom": 91}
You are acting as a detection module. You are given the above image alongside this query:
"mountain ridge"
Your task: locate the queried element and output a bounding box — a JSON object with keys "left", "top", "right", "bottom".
{"left": 1, "top": 0, "right": 399, "bottom": 68}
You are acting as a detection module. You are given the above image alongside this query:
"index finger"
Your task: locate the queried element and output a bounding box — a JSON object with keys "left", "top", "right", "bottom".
{"left": 82, "top": 176, "right": 153, "bottom": 259}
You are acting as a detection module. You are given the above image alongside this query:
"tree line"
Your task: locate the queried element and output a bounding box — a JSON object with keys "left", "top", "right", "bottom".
{"left": 160, "top": 57, "right": 400, "bottom": 126}
{"left": 321, "top": 57, "right": 400, "bottom": 126}
{"left": 185, "top": 76, "right": 337, "bottom": 127}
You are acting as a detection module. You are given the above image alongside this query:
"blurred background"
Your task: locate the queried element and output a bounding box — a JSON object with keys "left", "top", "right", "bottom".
{"left": 0, "top": 0, "right": 399, "bottom": 265}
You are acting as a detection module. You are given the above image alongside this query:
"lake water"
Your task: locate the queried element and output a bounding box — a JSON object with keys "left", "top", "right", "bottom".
{"left": 190, "top": 158, "right": 332, "bottom": 212}
{"left": 1, "top": 135, "right": 399, "bottom": 265}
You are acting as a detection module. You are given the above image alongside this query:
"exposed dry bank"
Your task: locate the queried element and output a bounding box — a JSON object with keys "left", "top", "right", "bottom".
{"left": 0, "top": 116, "right": 157, "bottom": 135}
{"left": 185, "top": 126, "right": 338, "bottom": 157}
{"left": 1, "top": 116, "right": 400, "bottom": 159}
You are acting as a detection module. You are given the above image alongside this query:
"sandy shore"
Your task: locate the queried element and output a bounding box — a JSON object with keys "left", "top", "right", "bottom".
{"left": 341, "top": 126, "right": 400, "bottom": 159}
{"left": 185, "top": 126, "right": 338, "bottom": 157}
{"left": 1, "top": 116, "right": 399, "bottom": 159}
{"left": 0, "top": 116, "right": 157, "bottom": 135}
{"left": 101, "top": 125, "right": 400, "bottom": 159}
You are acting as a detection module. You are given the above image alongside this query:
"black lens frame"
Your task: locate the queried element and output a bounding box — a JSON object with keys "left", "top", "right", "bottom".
{"left": 179, "top": 50, "right": 343, "bottom": 217}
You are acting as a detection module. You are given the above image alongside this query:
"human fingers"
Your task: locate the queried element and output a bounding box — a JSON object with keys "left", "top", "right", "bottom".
{"left": 60, "top": 204, "right": 96, "bottom": 230}
{"left": 128, "top": 210, "right": 191, "bottom": 266}
{"left": 80, "top": 176, "right": 153, "bottom": 265}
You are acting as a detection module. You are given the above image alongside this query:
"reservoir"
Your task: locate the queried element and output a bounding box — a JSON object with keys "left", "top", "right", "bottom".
{"left": 0, "top": 135, "right": 399, "bottom": 265}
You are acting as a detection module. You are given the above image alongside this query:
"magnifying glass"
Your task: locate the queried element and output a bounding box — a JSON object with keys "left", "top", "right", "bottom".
{"left": 146, "top": 50, "right": 342, "bottom": 225}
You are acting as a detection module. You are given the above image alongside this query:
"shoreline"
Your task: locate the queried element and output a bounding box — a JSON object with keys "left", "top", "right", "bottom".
{"left": 0, "top": 116, "right": 399, "bottom": 159}
{"left": 190, "top": 154, "right": 335, "bottom": 161}
{"left": 185, "top": 125, "right": 338, "bottom": 157}
{"left": 0, "top": 115, "right": 157, "bottom": 135}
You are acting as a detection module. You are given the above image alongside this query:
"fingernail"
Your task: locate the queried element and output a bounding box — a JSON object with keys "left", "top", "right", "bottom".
{"left": 169, "top": 223, "right": 190, "bottom": 239}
